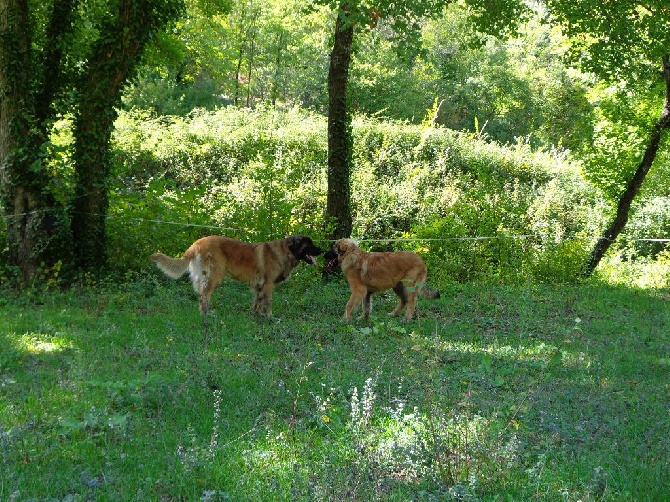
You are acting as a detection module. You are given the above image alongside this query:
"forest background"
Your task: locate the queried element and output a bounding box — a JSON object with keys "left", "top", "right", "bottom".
{"left": 0, "top": 0, "right": 669, "bottom": 285}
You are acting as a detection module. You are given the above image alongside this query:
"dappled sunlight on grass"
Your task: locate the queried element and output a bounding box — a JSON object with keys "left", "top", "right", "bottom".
{"left": 230, "top": 375, "right": 524, "bottom": 500}
{"left": 422, "top": 332, "right": 597, "bottom": 372}
{"left": 1, "top": 280, "right": 667, "bottom": 499}
{"left": 14, "top": 332, "right": 73, "bottom": 354}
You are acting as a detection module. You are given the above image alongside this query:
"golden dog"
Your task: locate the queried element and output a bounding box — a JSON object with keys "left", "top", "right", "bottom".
{"left": 325, "top": 239, "right": 440, "bottom": 320}
{"left": 150, "top": 235, "right": 323, "bottom": 317}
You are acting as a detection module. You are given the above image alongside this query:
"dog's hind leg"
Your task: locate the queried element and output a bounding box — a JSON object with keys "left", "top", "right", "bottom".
{"left": 403, "top": 269, "right": 426, "bottom": 320}
{"left": 389, "top": 282, "right": 408, "bottom": 317}
{"left": 404, "top": 292, "right": 418, "bottom": 320}
{"left": 361, "top": 292, "right": 373, "bottom": 319}
{"left": 191, "top": 253, "right": 223, "bottom": 316}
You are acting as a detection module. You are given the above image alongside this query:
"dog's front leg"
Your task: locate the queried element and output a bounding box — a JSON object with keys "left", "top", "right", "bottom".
{"left": 344, "top": 286, "right": 366, "bottom": 320}
{"left": 251, "top": 287, "right": 263, "bottom": 314}
{"left": 250, "top": 277, "right": 265, "bottom": 314}
{"left": 263, "top": 286, "right": 273, "bottom": 317}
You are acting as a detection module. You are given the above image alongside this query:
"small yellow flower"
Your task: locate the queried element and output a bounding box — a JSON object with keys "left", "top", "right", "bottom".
{"left": 322, "top": 415, "right": 330, "bottom": 423}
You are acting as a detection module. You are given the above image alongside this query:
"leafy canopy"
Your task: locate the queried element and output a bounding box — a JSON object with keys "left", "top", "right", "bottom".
{"left": 545, "top": 0, "right": 670, "bottom": 85}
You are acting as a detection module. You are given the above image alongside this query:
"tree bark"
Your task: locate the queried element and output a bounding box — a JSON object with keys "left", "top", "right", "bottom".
{"left": 70, "top": 0, "right": 183, "bottom": 271}
{"left": 2, "top": 0, "right": 183, "bottom": 280}
{"left": 35, "top": 0, "right": 76, "bottom": 124}
{"left": 326, "top": 1, "right": 354, "bottom": 239}
{"left": 0, "top": 0, "right": 71, "bottom": 281}
{"left": 583, "top": 54, "right": 670, "bottom": 276}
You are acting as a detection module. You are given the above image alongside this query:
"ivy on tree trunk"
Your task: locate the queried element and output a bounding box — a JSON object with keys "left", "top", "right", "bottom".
{"left": 0, "top": 0, "right": 71, "bottom": 281}
{"left": 69, "top": 0, "right": 184, "bottom": 271}
{"left": 1, "top": 0, "right": 184, "bottom": 281}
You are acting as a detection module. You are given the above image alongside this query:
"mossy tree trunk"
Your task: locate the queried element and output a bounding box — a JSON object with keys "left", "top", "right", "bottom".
{"left": 2, "top": 0, "right": 184, "bottom": 281}
{"left": 326, "top": 1, "right": 354, "bottom": 239}
{"left": 0, "top": 0, "right": 72, "bottom": 281}
{"left": 69, "top": 0, "right": 184, "bottom": 271}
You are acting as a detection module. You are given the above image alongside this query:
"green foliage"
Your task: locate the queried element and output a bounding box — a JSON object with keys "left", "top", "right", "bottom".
{"left": 582, "top": 85, "right": 658, "bottom": 201}
{"left": 4, "top": 104, "right": 667, "bottom": 282}
{"left": 122, "top": 70, "right": 229, "bottom": 115}
{"left": 545, "top": 0, "right": 670, "bottom": 85}
{"left": 107, "top": 180, "right": 212, "bottom": 270}
{"left": 419, "top": 4, "right": 596, "bottom": 149}
{"left": 527, "top": 238, "right": 592, "bottom": 284}
{"left": 125, "top": 0, "right": 595, "bottom": 152}
{"left": 105, "top": 107, "right": 613, "bottom": 283}
{"left": 623, "top": 197, "right": 670, "bottom": 258}
{"left": 109, "top": 107, "right": 329, "bottom": 265}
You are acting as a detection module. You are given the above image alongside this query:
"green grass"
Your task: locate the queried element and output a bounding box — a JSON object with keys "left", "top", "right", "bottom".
{"left": 1, "top": 268, "right": 668, "bottom": 501}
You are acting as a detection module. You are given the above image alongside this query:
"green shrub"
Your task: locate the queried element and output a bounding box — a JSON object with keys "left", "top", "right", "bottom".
{"left": 105, "top": 108, "right": 606, "bottom": 283}
{"left": 527, "top": 238, "right": 591, "bottom": 284}
{"left": 7, "top": 106, "right": 666, "bottom": 286}
{"left": 622, "top": 196, "right": 670, "bottom": 258}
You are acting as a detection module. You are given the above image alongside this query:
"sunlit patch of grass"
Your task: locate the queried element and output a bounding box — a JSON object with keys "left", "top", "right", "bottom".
{"left": 14, "top": 332, "right": 73, "bottom": 354}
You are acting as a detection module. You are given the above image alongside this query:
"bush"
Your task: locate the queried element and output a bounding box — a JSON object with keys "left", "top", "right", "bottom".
{"left": 622, "top": 196, "right": 670, "bottom": 258}
{"left": 106, "top": 108, "right": 604, "bottom": 283}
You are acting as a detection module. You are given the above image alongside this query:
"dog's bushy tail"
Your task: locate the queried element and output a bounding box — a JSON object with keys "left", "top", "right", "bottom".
{"left": 150, "top": 253, "right": 190, "bottom": 279}
{"left": 419, "top": 284, "right": 440, "bottom": 300}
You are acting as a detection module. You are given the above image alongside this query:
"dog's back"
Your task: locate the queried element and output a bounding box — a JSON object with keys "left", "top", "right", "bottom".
{"left": 340, "top": 246, "right": 424, "bottom": 285}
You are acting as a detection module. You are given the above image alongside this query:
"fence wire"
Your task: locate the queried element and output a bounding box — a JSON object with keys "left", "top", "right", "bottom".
{"left": 2, "top": 210, "right": 669, "bottom": 244}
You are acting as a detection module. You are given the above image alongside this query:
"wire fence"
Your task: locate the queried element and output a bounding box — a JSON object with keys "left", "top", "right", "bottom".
{"left": 2, "top": 210, "right": 669, "bottom": 244}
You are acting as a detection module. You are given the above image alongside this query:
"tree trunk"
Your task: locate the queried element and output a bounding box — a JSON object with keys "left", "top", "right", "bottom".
{"left": 35, "top": 0, "right": 76, "bottom": 124}
{"left": 71, "top": 101, "right": 115, "bottom": 271}
{"left": 246, "top": 20, "right": 256, "bottom": 107}
{"left": 70, "top": 0, "right": 182, "bottom": 271}
{"left": 271, "top": 30, "right": 284, "bottom": 106}
{"left": 0, "top": 0, "right": 71, "bottom": 281}
{"left": 583, "top": 54, "right": 670, "bottom": 276}
{"left": 326, "top": 2, "right": 354, "bottom": 239}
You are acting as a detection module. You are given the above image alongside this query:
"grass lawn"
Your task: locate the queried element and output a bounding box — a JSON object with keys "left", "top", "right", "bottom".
{"left": 1, "top": 267, "right": 668, "bottom": 501}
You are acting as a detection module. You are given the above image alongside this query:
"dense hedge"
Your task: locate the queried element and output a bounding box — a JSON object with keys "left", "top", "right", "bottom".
{"left": 107, "top": 107, "right": 610, "bottom": 283}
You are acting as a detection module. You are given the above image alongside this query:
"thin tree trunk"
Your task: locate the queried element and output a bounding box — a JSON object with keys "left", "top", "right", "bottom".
{"left": 233, "top": 2, "right": 248, "bottom": 107}
{"left": 326, "top": 2, "right": 354, "bottom": 239}
{"left": 246, "top": 21, "right": 256, "bottom": 107}
{"left": 271, "top": 30, "right": 284, "bottom": 106}
{"left": 234, "top": 51, "right": 244, "bottom": 106}
{"left": 583, "top": 54, "right": 670, "bottom": 276}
